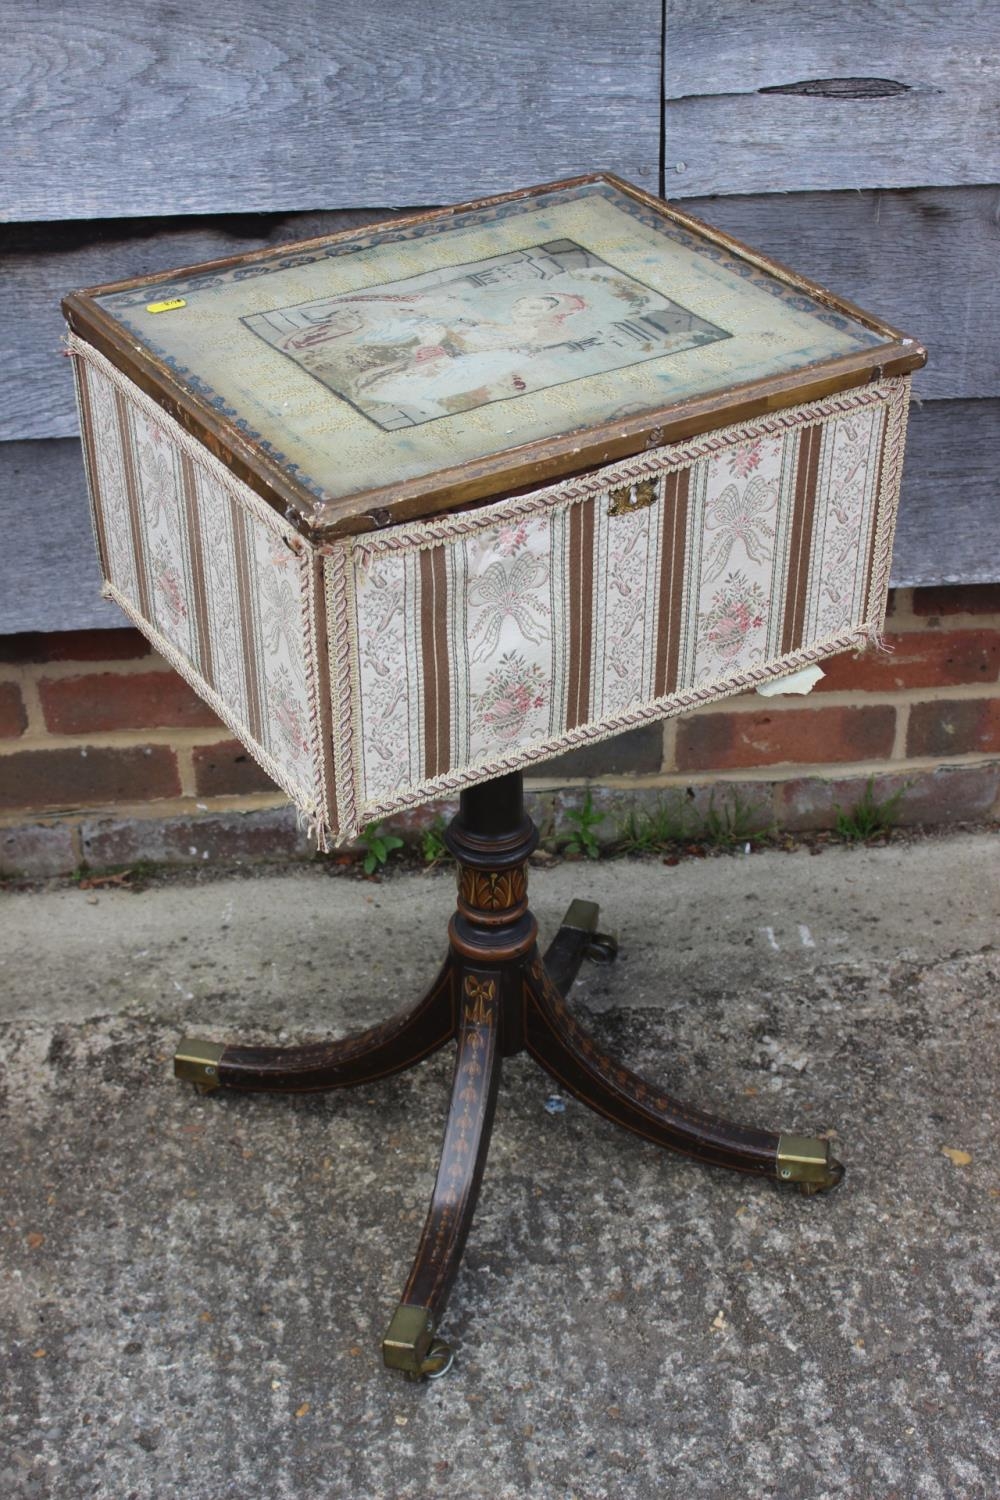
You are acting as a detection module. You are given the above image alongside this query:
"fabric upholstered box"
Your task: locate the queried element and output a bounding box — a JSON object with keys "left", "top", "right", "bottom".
{"left": 64, "top": 174, "right": 925, "bottom": 845}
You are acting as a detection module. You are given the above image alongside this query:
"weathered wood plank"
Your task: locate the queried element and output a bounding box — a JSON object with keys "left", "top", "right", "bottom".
{"left": 664, "top": 1, "right": 1000, "bottom": 195}
{"left": 6, "top": 186, "right": 995, "bottom": 443}
{"left": 0, "top": 440, "right": 120, "bottom": 633}
{"left": 2, "top": 2, "right": 660, "bottom": 223}
{"left": 891, "top": 399, "right": 1000, "bottom": 588}
{"left": 1, "top": 208, "right": 392, "bottom": 442}
{"left": 2, "top": 401, "right": 995, "bottom": 633}
{"left": 675, "top": 187, "right": 1000, "bottom": 405}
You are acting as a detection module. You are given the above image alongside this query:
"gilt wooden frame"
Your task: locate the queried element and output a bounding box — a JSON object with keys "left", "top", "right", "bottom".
{"left": 62, "top": 172, "right": 925, "bottom": 544}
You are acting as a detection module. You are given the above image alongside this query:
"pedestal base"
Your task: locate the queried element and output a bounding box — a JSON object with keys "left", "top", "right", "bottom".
{"left": 174, "top": 774, "right": 843, "bottom": 1380}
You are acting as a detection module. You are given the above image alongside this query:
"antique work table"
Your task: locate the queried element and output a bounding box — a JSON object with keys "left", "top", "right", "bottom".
{"left": 64, "top": 174, "right": 925, "bottom": 1379}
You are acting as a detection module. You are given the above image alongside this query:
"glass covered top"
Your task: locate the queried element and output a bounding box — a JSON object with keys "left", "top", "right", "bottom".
{"left": 94, "top": 179, "right": 887, "bottom": 509}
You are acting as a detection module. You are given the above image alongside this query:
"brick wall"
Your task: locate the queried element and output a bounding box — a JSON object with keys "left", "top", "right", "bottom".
{"left": 1, "top": 586, "right": 998, "bottom": 876}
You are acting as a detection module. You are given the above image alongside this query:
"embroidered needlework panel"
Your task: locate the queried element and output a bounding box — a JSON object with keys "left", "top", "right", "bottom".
{"left": 72, "top": 348, "right": 327, "bottom": 825}
{"left": 339, "top": 381, "right": 904, "bottom": 829}
{"left": 243, "top": 240, "right": 731, "bottom": 430}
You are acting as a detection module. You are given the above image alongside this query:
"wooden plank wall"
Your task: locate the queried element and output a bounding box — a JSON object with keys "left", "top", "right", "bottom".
{"left": 1, "top": 1, "right": 996, "bottom": 632}
{"left": 664, "top": 0, "right": 1000, "bottom": 593}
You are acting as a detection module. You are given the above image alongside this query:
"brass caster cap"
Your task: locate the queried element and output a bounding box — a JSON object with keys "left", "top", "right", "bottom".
{"left": 776, "top": 1135, "right": 845, "bottom": 1193}
{"left": 585, "top": 930, "right": 619, "bottom": 963}
{"left": 797, "top": 1156, "right": 846, "bottom": 1196}
{"left": 174, "top": 1038, "right": 225, "bottom": 1090}
{"left": 383, "top": 1306, "right": 455, "bottom": 1380}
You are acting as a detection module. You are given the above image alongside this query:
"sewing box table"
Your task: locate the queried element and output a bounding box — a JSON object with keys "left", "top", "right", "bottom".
{"left": 63, "top": 173, "right": 925, "bottom": 1379}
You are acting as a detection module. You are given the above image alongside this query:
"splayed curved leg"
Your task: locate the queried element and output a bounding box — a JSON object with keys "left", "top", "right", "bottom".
{"left": 174, "top": 960, "right": 456, "bottom": 1094}
{"left": 171, "top": 766, "right": 846, "bottom": 1382}
{"left": 523, "top": 953, "right": 843, "bottom": 1193}
{"left": 382, "top": 967, "right": 503, "bottom": 1380}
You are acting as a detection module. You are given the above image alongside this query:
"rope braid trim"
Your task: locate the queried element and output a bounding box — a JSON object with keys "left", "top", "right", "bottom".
{"left": 324, "top": 546, "right": 362, "bottom": 839}
{"left": 346, "top": 619, "right": 885, "bottom": 837}
{"left": 346, "top": 378, "right": 911, "bottom": 564}
{"left": 863, "top": 377, "right": 911, "bottom": 645}
{"left": 70, "top": 336, "right": 328, "bottom": 841}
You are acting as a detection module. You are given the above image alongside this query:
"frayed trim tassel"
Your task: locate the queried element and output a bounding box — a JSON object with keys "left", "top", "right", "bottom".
{"left": 298, "top": 807, "right": 334, "bottom": 854}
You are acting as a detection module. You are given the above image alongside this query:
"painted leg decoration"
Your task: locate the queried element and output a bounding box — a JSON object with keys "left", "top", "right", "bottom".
{"left": 174, "top": 962, "right": 456, "bottom": 1094}
{"left": 524, "top": 955, "right": 843, "bottom": 1193}
{"left": 382, "top": 969, "right": 503, "bottom": 1379}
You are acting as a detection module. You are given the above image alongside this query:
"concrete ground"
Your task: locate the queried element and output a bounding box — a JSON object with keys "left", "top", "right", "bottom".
{"left": 2, "top": 831, "right": 998, "bottom": 1500}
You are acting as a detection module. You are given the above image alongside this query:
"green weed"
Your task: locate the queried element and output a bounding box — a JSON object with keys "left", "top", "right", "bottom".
{"left": 561, "top": 789, "right": 605, "bottom": 860}
{"left": 617, "top": 795, "right": 690, "bottom": 853}
{"left": 359, "top": 822, "right": 404, "bottom": 875}
{"left": 699, "top": 790, "right": 771, "bottom": 849}
{"left": 420, "top": 816, "right": 449, "bottom": 865}
{"left": 833, "top": 778, "right": 906, "bottom": 843}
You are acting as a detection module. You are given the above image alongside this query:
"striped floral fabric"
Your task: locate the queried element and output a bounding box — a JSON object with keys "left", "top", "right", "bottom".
{"left": 72, "top": 341, "right": 333, "bottom": 835}
{"left": 328, "top": 379, "right": 908, "bottom": 833}
{"left": 72, "top": 335, "right": 909, "bottom": 844}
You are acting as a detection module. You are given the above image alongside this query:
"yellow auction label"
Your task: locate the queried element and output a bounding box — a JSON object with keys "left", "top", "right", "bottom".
{"left": 145, "top": 298, "right": 187, "bottom": 313}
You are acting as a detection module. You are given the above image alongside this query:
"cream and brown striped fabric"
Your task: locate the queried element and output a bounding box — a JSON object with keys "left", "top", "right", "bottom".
{"left": 71, "top": 334, "right": 908, "bottom": 844}
{"left": 329, "top": 379, "right": 907, "bottom": 833}
{"left": 72, "top": 341, "right": 333, "bottom": 837}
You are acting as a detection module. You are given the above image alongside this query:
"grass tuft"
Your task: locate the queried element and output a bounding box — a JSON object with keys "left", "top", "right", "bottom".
{"left": 833, "top": 778, "right": 906, "bottom": 843}
{"left": 420, "top": 816, "right": 449, "bottom": 865}
{"left": 698, "top": 789, "right": 772, "bottom": 849}
{"left": 561, "top": 789, "right": 605, "bottom": 860}
{"left": 617, "top": 795, "right": 691, "bottom": 853}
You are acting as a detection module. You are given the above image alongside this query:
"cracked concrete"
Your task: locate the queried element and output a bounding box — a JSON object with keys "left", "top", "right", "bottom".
{"left": 2, "top": 832, "right": 998, "bottom": 1499}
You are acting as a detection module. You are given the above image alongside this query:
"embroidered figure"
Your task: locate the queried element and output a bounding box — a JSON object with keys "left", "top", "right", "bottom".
{"left": 244, "top": 239, "right": 729, "bottom": 430}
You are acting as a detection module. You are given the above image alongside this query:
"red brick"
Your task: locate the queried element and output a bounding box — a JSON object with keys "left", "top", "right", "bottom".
{"left": 0, "top": 681, "right": 27, "bottom": 738}
{"left": 906, "top": 699, "right": 1000, "bottom": 759}
{"left": 817, "top": 631, "right": 1000, "bottom": 693}
{"left": 0, "top": 745, "right": 181, "bottom": 812}
{"left": 887, "top": 765, "right": 1000, "bottom": 826}
{"left": 192, "top": 740, "right": 278, "bottom": 797}
{"left": 0, "top": 628, "right": 150, "bottom": 665}
{"left": 537, "top": 723, "right": 663, "bottom": 778}
{"left": 38, "top": 671, "right": 221, "bottom": 734}
{"left": 675, "top": 704, "right": 896, "bottom": 772}
{"left": 912, "top": 585, "right": 1000, "bottom": 618}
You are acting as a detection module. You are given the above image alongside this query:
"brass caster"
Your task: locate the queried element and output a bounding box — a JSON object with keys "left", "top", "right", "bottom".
{"left": 795, "top": 1156, "right": 846, "bottom": 1196}
{"left": 420, "top": 1339, "right": 454, "bottom": 1381}
{"left": 556, "top": 900, "right": 618, "bottom": 964}
{"left": 585, "top": 930, "right": 619, "bottom": 964}
{"left": 174, "top": 1038, "right": 225, "bottom": 1091}
{"left": 382, "top": 1304, "right": 454, "bottom": 1381}
{"left": 776, "top": 1135, "right": 845, "bottom": 1194}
